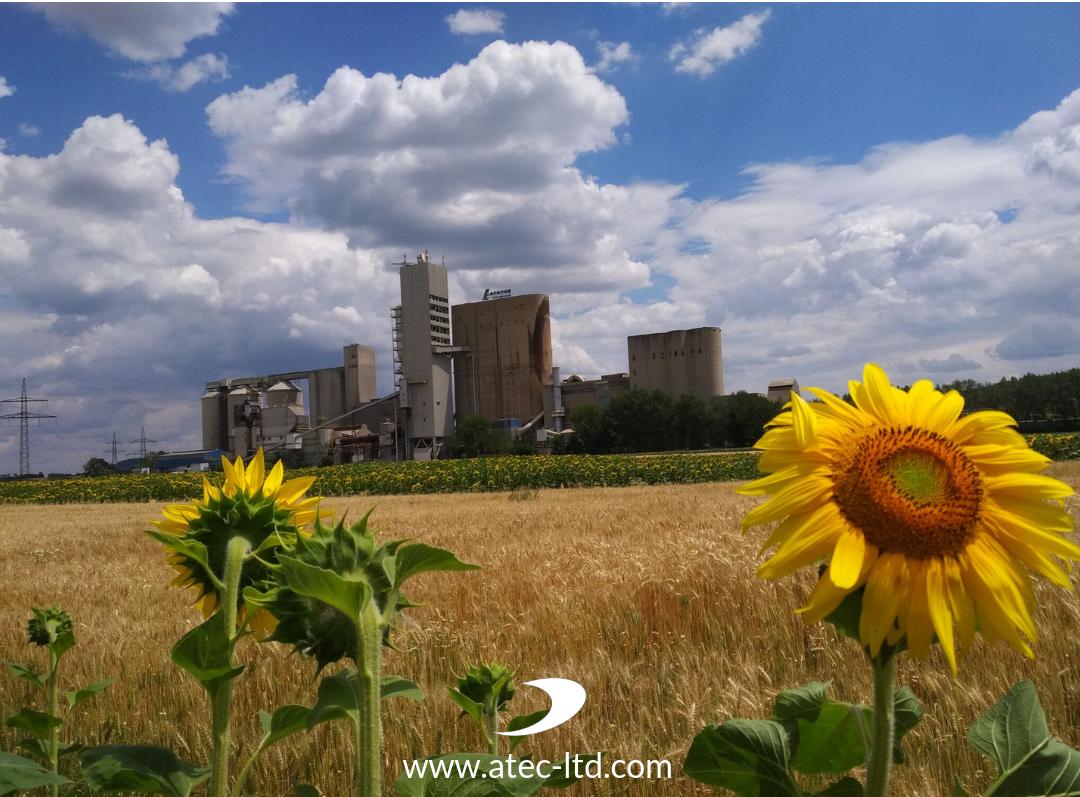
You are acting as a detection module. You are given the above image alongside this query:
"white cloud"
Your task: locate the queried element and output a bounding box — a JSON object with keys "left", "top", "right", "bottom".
{"left": 670, "top": 10, "right": 771, "bottom": 76}
{"left": 0, "top": 76, "right": 14, "bottom": 98}
{"left": 594, "top": 41, "right": 637, "bottom": 74}
{"left": 36, "top": 3, "right": 234, "bottom": 62}
{"left": 445, "top": 8, "right": 504, "bottom": 36}
{"left": 135, "top": 53, "right": 231, "bottom": 93}
{"left": 207, "top": 41, "right": 655, "bottom": 298}
{"left": 18, "top": 123, "right": 40, "bottom": 138}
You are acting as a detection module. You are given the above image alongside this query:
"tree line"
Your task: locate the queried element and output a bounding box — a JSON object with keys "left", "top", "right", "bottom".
{"left": 937, "top": 367, "right": 1080, "bottom": 430}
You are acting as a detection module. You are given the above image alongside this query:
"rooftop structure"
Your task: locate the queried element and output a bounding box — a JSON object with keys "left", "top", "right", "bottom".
{"left": 767, "top": 378, "right": 800, "bottom": 404}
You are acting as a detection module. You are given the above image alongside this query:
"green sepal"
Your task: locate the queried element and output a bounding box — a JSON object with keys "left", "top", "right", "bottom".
{"left": 4, "top": 708, "right": 62, "bottom": 739}
{"left": 79, "top": 745, "right": 210, "bottom": 796}
{"left": 170, "top": 612, "right": 244, "bottom": 693}
{"left": 145, "top": 531, "right": 219, "bottom": 590}
{"left": 276, "top": 556, "right": 372, "bottom": 619}
{"left": 968, "top": 679, "right": 1080, "bottom": 796}
{"left": 683, "top": 718, "right": 800, "bottom": 796}
{"left": 67, "top": 678, "right": 113, "bottom": 709}
{"left": 6, "top": 662, "right": 45, "bottom": 686}
{"left": 447, "top": 688, "right": 484, "bottom": 726}
{"left": 0, "top": 750, "right": 69, "bottom": 795}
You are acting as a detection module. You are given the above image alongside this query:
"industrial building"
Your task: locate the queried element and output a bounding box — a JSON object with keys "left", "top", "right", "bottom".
{"left": 767, "top": 378, "right": 800, "bottom": 404}
{"left": 451, "top": 293, "right": 553, "bottom": 426}
{"left": 200, "top": 344, "right": 376, "bottom": 462}
{"left": 560, "top": 372, "right": 630, "bottom": 413}
{"left": 627, "top": 327, "right": 724, "bottom": 400}
{"left": 392, "top": 252, "right": 456, "bottom": 459}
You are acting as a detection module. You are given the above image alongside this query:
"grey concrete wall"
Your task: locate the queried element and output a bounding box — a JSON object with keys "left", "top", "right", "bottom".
{"left": 627, "top": 327, "right": 724, "bottom": 399}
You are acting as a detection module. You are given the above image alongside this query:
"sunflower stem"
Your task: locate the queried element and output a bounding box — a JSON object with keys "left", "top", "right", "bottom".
{"left": 46, "top": 649, "right": 60, "bottom": 797}
{"left": 352, "top": 603, "right": 383, "bottom": 797}
{"left": 485, "top": 707, "right": 500, "bottom": 757}
{"left": 865, "top": 650, "right": 897, "bottom": 797}
{"left": 210, "top": 536, "right": 249, "bottom": 797}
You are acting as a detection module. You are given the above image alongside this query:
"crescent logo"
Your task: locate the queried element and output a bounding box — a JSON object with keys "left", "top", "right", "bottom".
{"left": 496, "top": 678, "right": 587, "bottom": 737}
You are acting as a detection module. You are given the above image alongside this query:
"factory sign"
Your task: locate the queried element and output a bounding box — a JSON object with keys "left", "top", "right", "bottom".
{"left": 482, "top": 288, "right": 512, "bottom": 300}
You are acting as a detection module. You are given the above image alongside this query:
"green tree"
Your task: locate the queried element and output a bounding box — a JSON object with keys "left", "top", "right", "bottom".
{"left": 565, "top": 404, "right": 609, "bottom": 454}
{"left": 447, "top": 415, "right": 507, "bottom": 458}
{"left": 671, "top": 394, "right": 710, "bottom": 450}
{"left": 82, "top": 458, "right": 115, "bottom": 477}
{"left": 603, "top": 388, "right": 674, "bottom": 452}
{"left": 710, "top": 391, "right": 782, "bottom": 447}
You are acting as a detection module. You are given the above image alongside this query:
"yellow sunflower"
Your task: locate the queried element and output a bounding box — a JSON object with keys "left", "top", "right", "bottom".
{"left": 150, "top": 449, "right": 321, "bottom": 628}
{"left": 739, "top": 363, "right": 1078, "bottom": 672}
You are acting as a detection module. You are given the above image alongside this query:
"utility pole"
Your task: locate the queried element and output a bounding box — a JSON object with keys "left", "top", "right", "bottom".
{"left": 0, "top": 379, "right": 57, "bottom": 476}
{"left": 104, "top": 432, "right": 119, "bottom": 465}
{"left": 130, "top": 425, "right": 157, "bottom": 463}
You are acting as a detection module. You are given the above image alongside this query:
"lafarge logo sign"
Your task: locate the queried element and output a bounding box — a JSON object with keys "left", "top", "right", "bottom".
{"left": 482, "top": 288, "right": 512, "bottom": 300}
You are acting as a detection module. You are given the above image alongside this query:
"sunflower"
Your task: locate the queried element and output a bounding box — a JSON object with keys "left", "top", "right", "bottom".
{"left": 150, "top": 449, "right": 321, "bottom": 630}
{"left": 739, "top": 363, "right": 1078, "bottom": 672}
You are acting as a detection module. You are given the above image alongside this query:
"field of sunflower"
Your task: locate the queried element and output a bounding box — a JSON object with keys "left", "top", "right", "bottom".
{"left": 0, "top": 452, "right": 764, "bottom": 505}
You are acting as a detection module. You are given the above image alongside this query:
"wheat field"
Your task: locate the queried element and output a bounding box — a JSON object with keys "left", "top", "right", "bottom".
{"left": 2, "top": 464, "right": 1079, "bottom": 796}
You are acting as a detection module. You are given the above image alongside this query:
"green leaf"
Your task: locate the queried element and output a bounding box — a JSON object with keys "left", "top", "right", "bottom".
{"left": 789, "top": 703, "right": 870, "bottom": 776}
{"left": 170, "top": 612, "right": 244, "bottom": 692}
{"left": 392, "top": 544, "right": 479, "bottom": 590}
{"left": 773, "top": 682, "right": 830, "bottom": 722}
{"left": 969, "top": 680, "right": 1080, "bottom": 796}
{"left": 814, "top": 777, "right": 864, "bottom": 796}
{"left": 892, "top": 686, "right": 924, "bottom": 764}
{"left": 0, "top": 750, "right": 69, "bottom": 795}
{"left": 954, "top": 777, "right": 971, "bottom": 797}
{"left": 505, "top": 710, "right": 548, "bottom": 753}
{"left": 381, "top": 675, "right": 425, "bottom": 702}
{"left": 6, "top": 662, "right": 45, "bottom": 686}
{"left": 448, "top": 688, "right": 485, "bottom": 726}
{"left": 5, "top": 708, "right": 62, "bottom": 739}
{"left": 14, "top": 737, "right": 49, "bottom": 762}
{"left": 278, "top": 555, "right": 371, "bottom": 619}
{"left": 683, "top": 719, "right": 800, "bottom": 797}
{"left": 394, "top": 753, "right": 544, "bottom": 796}
{"left": 294, "top": 786, "right": 322, "bottom": 797}
{"left": 67, "top": 678, "right": 113, "bottom": 709}
{"left": 257, "top": 705, "right": 312, "bottom": 750}
{"left": 308, "top": 669, "right": 358, "bottom": 727}
{"left": 49, "top": 629, "right": 76, "bottom": 661}
{"left": 80, "top": 745, "right": 210, "bottom": 796}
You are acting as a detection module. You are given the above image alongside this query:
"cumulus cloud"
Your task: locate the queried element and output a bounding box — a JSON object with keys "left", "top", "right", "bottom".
{"left": 207, "top": 41, "right": 661, "bottom": 300}
{"left": 36, "top": 3, "right": 234, "bottom": 62}
{"left": 0, "top": 76, "right": 14, "bottom": 98}
{"left": 767, "top": 344, "right": 812, "bottom": 359}
{"left": 992, "top": 321, "right": 1080, "bottom": 360}
{"left": 670, "top": 10, "right": 771, "bottom": 76}
{"left": 134, "top": 53, "right": 231, "bottom": 92}
{"left": 445, "top": 8, "right": 504, "bottom": 36}
{"left": 593, "top": 41, "right": 637, "bottom": 73}
{"left": 18, "top": 123, "right": 40, "bottom": 138}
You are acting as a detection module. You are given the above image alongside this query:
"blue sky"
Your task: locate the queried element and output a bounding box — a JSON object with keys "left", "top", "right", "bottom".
{"left": 2, "top": 3, "right": 1080, "bottom": 472}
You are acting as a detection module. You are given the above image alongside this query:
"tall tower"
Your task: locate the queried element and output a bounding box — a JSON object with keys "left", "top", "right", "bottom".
{"left": 393, "top": 252, "right": 453, "bottom": 458}
{"left": 1, "top": 379, "right": 56, "bottom": 476}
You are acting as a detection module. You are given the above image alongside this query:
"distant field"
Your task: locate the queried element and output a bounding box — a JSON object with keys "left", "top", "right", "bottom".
{"left": 2, "top": 464, "right": 1078, "bottom": 796}
{"left": 1, "top": 432, "right": 1078, "bottom": 505}
{"left": 0, "top": 452, "right": 762, "bottom": 504}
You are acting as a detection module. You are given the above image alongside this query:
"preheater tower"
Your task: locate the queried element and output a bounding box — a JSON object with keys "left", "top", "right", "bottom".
{"left": 392, "top": 252, "right": 453, "bottom": 457}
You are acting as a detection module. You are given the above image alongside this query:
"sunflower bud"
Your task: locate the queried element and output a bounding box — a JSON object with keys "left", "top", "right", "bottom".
{"left": 27, "top": 606, "right": 73, "bottom": 647}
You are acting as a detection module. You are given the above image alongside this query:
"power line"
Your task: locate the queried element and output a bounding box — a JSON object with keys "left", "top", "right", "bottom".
{"left": 104, "top": 432, "right": 119, "bottom": 465}
{"left": 129, "top": 425, "right": 157, "bottom": 461}
{"left": 0, "top": 378, "right": 57, "bottom": 476}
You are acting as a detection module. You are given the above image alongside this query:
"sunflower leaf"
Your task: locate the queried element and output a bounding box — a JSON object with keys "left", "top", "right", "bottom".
{"left": 381, "top": 675, "right": 424, "bottom": 702}
{"left": 773, "top": 682, "right": 831, "bottom": 722}
{"left": 447, "top": 688, "right": 485, "bottom": 726}
{"left": 257, "top": 705, "right": 312, "bottom": 751}
{"left": 392, "top": 544, "right": 480, "bottom": 590}
{"left": 80, "top": 745, "right": 210, "bottom": 796}
{"left": 505, "top": 710, "right": 549, "bottom": 753}
{"left": 0, "top": 750, "right": 69, "bottom": 795}
{"left": 683, "top": 719, "right": 800, "bottom": 797}
{"left": 170, "top": 613, "right": 244, "bottom": 692}
{"left": 6, "top": 663, "right": 45, "bottom": 686}
{"left": 892, "top": 686, "right": 924, "bottom": 764}
{"left": 4, "top": 709, "right": 62, "bottom": 739}
{"left": 968, "top": 680, "right": 1080, "bottom": 796}
{"left": 67, "top": 678, "right": 112, "bottom": 710}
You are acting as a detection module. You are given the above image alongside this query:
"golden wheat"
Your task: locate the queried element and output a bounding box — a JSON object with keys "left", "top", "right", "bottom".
{"left": 2, "top": 463, "right": 1079, "bottom": 796}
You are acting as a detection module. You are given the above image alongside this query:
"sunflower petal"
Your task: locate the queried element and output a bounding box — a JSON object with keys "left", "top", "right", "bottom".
{"left": 829, "top": 527, "right": 867, "bottom": 589}
{"left": 925, "top": 558, "right": 957, "bottom": 673}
